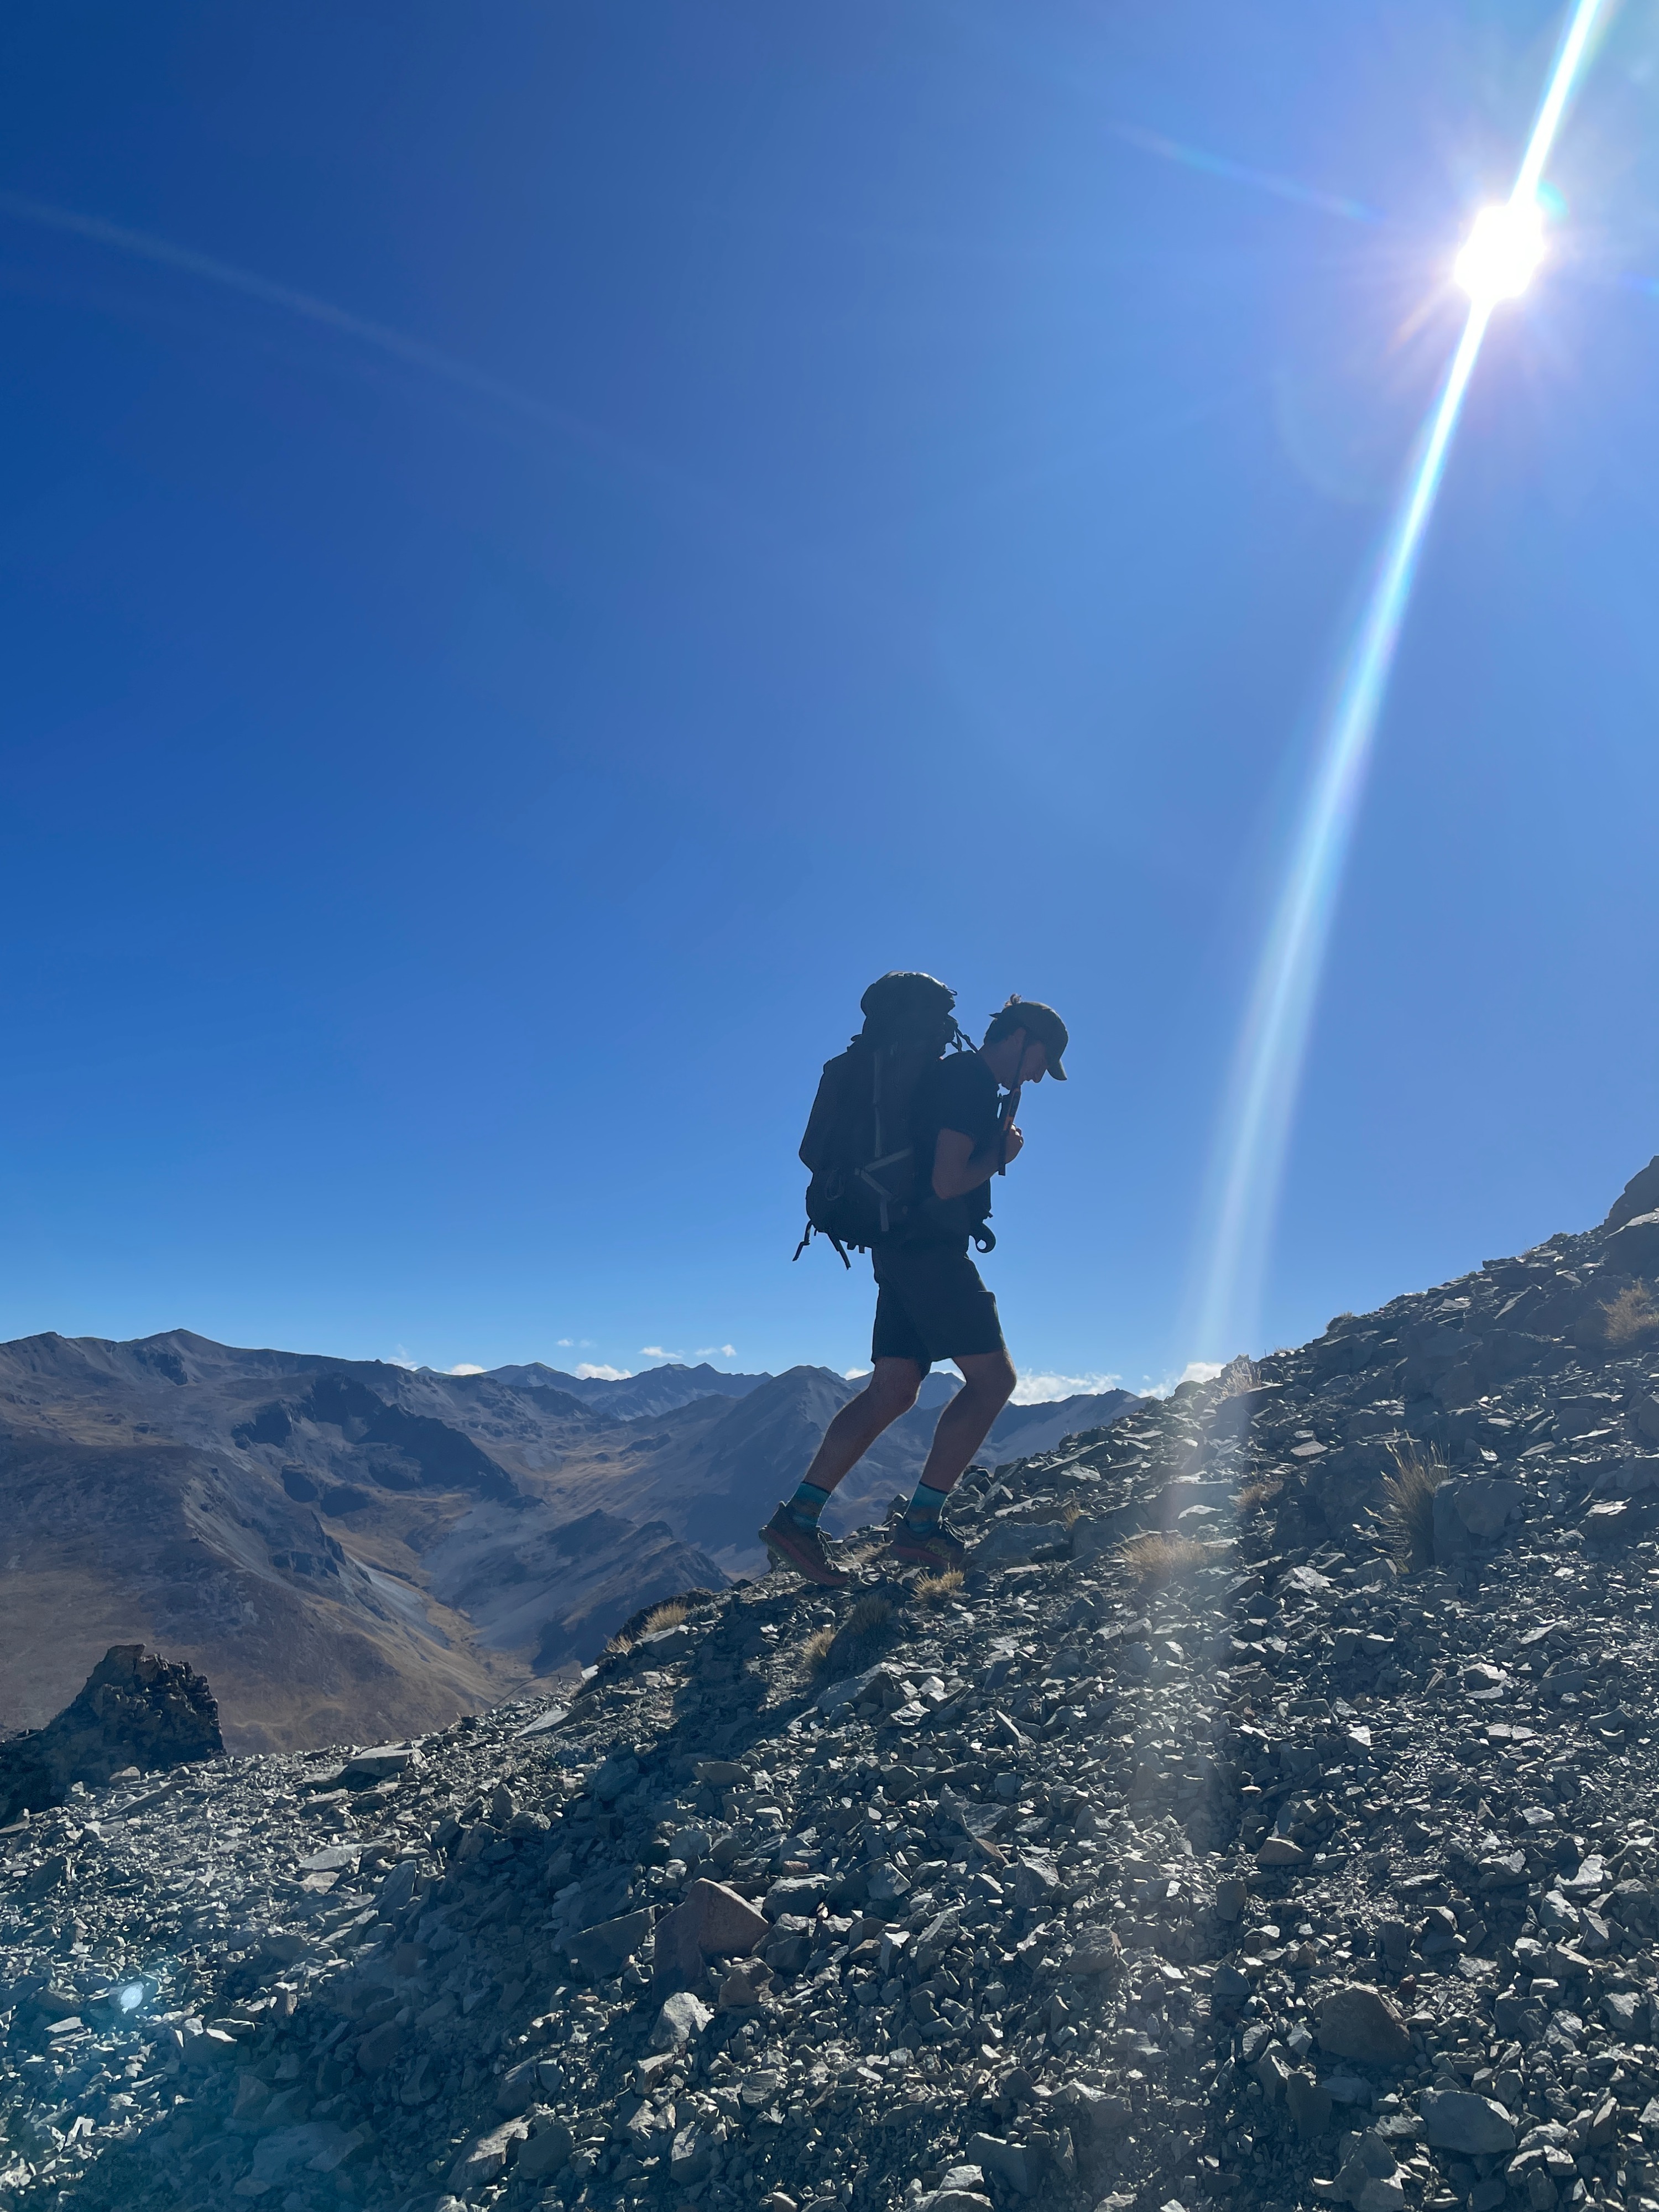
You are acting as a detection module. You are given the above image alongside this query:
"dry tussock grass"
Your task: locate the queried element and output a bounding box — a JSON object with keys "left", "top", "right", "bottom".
{"left": 1119, "top": 1531, "right": 1208, "bottom": 1587}
{"left": 807, "top": 1592, "right": 895, "bottom": 1679}
{"left": 1376, "top": 1443, "right": 1447, "bottom": 1573}
{"left": 844, "top": 1593, "right": 893, "bottom": 1639}
{"left": 1604, "top": 1283, "right": 1659, "bottom": 1345}
{"left": 641, "top": 1599, "right": 689, "bottom": 1635}
{"left": 915, "top": 1568, "right": 964, "bottom": 1605}
{"left": 1215, "top": 1354, "right": 1262, "bottom": 1397}
{"left": 1233, "top": 1478, "right": 1282, "bottom": 1515}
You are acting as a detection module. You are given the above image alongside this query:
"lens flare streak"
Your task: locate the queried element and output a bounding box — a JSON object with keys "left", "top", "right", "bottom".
{"left": 1193, "top": 0, "right": 1609, "bottom": 1359}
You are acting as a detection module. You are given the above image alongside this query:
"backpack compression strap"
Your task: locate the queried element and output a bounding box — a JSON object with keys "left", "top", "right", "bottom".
{"left": 792, "top": 1221, "right": 851, "bottom": 1268}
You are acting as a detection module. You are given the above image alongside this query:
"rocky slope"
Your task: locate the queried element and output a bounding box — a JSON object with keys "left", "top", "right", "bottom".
{"left": 12, "top": 1159, "right": 1659, "bottom": 2212}
{"left": 0, "top": 1335, "right": 1131, "bottom": 1746}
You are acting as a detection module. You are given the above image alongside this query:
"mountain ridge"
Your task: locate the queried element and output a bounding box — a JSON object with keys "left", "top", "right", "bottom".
{"left": 0, "top": 1332, "right": 1135, "bottom": 1747}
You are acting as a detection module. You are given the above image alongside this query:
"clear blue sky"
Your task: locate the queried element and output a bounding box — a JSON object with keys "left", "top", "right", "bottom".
{"left": 3, "top": 2, "right": 1657, "bottom": 1397}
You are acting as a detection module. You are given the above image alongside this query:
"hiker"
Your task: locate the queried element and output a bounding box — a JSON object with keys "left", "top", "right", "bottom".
{"left": 763, "top": 990, "right": 1068, "bottom": 1587}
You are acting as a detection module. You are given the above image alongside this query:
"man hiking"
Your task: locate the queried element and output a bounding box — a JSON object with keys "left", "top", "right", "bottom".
{"left": 761, "top": 993, "right": 1068, "bottom": 1587}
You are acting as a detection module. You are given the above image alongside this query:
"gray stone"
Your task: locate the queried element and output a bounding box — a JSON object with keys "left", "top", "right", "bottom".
{"left": 1433, "top": 1477, "right": 1523, "bottom": 1561}
{"left": 448, "top": 2119, "right": 529, "bottom": 2192}
{"left": 517, "top": 2121, "right": 575, "bottom": 2182}
{"left": 1604, "top": 1208, "right": 1659, "bottom": 1276}
{"left": 974, "top": 1521, "right": 1070, "bottom": 1570}
{"left": 1316, "top": 1985, "right": 1412, "bottom": 2069}
{"left": 1419, "top": 2090, "right": 1517, "bottom": 2155}
{"left": 341, "top": 1742, "right": 420, "bottom": 1785}
{"left": 650, "top": 1990, "right": 712, "bottom": 2051}
{"left": 568, "top": 1906, "right": 652, "bottom": 1976}
{"left": 967, "top": 2133, "right": 1035, "bottom": 2194}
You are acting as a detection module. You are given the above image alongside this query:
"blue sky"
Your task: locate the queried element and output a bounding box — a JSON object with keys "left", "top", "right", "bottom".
{"left": 3, "top": 2, "right": 1658, "bottom": 1398}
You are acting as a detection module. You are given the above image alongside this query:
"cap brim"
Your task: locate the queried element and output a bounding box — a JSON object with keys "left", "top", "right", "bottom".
{"left": 1047, "top": 1055, "right": 1067, "bottom": 1080}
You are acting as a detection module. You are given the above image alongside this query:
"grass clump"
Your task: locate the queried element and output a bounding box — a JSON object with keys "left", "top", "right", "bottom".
{"left": 1119, "top": 1531, "right": 1208, "bottom": 1588}
{"left": 915, "top": 1568, "right": 964, "bottom": 1605}
{"left": 640, "top": 1599, "right": 690, "bottom": 1635}
{"left": 814, "top": 1592, "right": 895, "bottom": 1680}
{"left": 802, "top": 1625, "right": 838, "bottom": 1674}
{"left": 1233, "top": 1478, "right": 1282, "bottom": 1516}
{"left": 1215, "top": 1354, "right": 1262, "bottom": 1397}
{"left": 1376, "top": 1443, "right": 1447, "bottom": 1573}
{"left": 844, "top": 1593, "right": 893, "bottom": 1639}
{"left": 1604, "top": 1282, "right": 1659, "bottom": 1345}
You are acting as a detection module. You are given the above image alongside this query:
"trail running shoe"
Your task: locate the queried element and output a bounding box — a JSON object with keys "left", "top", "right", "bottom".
{"left": 885, "top": 1522, "right": 970, "bottom": 1572}
{"left": 758, "top": 1506, "right": 853, "bottom": 1589}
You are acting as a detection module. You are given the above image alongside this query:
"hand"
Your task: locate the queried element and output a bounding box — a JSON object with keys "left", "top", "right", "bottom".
{"left": 1002, "top": 1125, "right": 1024, "bottom": 1165}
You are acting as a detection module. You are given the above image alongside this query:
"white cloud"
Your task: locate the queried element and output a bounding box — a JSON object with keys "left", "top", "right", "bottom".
{"left": 640, "top": 1345, "right": 680, "bottom": 1361}
{"left": 446, "top": 1363, "right": 485, "bottom": 1376}
{"left": 1009, "top": 1370, "right": 1122, "bottom": 1405}
{"left": 1141, "top": 1359, "right": 1225, "bottom": 1399}
{"left": 575, "top": 1362, "right": 632, "bottom": 1381}
{"left": 844, "top": 1366, "right": 871, "bottom": 1380}
{"left": 387, "top": 1344, "right": 418, "bottom": 1370}
{"left": 694, "top": 1344, "right": 738, "bottom": 1360}
{"left": 556, "top": 1338, "right": 574, "bottom": 1348}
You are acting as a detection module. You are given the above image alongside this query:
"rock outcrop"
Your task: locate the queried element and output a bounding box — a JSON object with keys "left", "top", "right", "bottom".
{"left": 0, "top": 1645, "right": 222, "bottom": 1824}
{"left": 7, "top": 1162, "right": 1659, "bottom": 2212}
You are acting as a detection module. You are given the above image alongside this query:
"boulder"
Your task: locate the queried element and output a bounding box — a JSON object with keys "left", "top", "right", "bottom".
{"left": 763, "top": 1875, "right": 831, "bottom": 1919}
{"left": 650, "top": 1990, "right": 712, "bottom": 2051}
{"left": 567, "top": 1907, "right": 652, "bottom": 1978}
{"left": 1315, "top": 1985, "right": 1412, "bottom": 2069}
{"left": 517, "top": 2120, "right": 574, "bottom": 2183}
{"left": 1286, "top": 2072, "right": 1333, "bottom": 2135}
{"left": 1606, "top": 1159, "right": 1659, "bottom": 1232}
{"left": 1433, "top": 1477, "right": 1523, "bottom": 1563}
{"left": 967, "top": 2133, "right": 1036, "bottom": 2194}
{"left": 653, "top": 1878, "right": 771, "bottom": 1986}
{"left": 0, "top": 1645, "right": 222, "bottom": 1824}
{"left": 671, "top": 2124, "right": 715, "bottom": 2182}
{"left": 1604, "top": 1209, "right": 1659, "bottom": 1279}
{"left": 1257, "top": 1837, "right": 1307, "bottom": 1868}
{"left": 1420, "top": 2090, "right": 1517, "bottom": 2155}
{"left": 340, "top": 1743, "right": 420, "bottom": 1786}
{"left": 448, "top": 2120, "right": 529, "bottom": 2193}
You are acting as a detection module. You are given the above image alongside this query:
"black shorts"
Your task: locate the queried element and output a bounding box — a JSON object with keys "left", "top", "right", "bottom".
{"left": 870, "top": 1240, "right": 1006, "bottom": 1373}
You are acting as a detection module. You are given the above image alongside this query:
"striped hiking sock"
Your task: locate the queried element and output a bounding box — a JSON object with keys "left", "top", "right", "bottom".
{"left": 787, "top": 1480, "right": 833, "bottom": 1531}
{"left": 902, "top": 1480, "right": 951, "bottom": 1532}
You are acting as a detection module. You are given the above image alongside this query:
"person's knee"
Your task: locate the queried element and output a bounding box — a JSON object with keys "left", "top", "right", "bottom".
{"left": 957, "top": 1350, "right": 1016, "bottom": 1409}
{"left": 865, "top": 1360, "right": 922, "bottom": 1417}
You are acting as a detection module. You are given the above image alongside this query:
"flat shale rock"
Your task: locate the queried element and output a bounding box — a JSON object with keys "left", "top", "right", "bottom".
{"left": 1418, "top": 2088, "right": 1517, "bottom": 2153}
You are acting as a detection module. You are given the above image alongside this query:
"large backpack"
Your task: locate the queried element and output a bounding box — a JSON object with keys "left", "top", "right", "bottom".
{"left": 792, "top": 972, "right": 966, "bottom": 1266}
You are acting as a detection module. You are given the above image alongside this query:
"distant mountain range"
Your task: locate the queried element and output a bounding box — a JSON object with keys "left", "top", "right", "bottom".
{"left": 483, "top": 1360, "right": 766, "bottom": 1420}
{"left": 0, "top": 1331, "right": 1135, "bottom": 1751}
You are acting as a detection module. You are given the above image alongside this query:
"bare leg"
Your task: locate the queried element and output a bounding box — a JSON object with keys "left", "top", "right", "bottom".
{"left": 916, "top": 1348, "right": 1016, "bottom": 1497}
{"left": 800, "top": 1358, "right": 924, "bottom": 1494}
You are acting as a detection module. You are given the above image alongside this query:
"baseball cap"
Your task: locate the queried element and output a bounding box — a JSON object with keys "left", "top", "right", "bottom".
{"left": 995, "top": 996, "right": 1068, "bottom": 1079}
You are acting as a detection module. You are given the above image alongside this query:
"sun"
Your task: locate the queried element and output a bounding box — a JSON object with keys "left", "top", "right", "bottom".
{"left": 1455, "top": 199, "right": 1547, "bottom": 304}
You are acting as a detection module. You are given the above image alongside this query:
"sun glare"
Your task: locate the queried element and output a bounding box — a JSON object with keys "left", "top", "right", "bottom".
{"left": 1455, "top": 199, "right": 1546, "bottom": 304}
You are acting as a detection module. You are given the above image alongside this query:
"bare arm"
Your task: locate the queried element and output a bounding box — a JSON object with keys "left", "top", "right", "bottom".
{"left": 932, "top": 1122, "right": 1023, "bottom": 1201}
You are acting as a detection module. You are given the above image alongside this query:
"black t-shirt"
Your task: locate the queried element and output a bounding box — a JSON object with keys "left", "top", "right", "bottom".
{"left": 904, "top": 1051, "right": 1003, "bottom": 1245}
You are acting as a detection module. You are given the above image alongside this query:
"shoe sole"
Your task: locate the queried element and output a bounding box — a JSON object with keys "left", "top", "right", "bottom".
{"left": 759, "top": 1527, "right": 852, "bottom": 1589}
{"left": 886, "top": 1540, "right": 969, "bottom": 1569}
